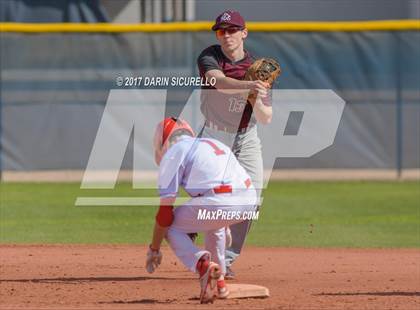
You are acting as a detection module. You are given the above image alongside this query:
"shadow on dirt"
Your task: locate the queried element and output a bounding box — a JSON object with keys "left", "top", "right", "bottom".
{"left": 317, "top": 291, "right": 420, "bottom": 297}
{"left": 100, "top": 299, "right": 177, "bottom": 304}
{"left": 0, "top": 276, "right": 193, "bottom": 284}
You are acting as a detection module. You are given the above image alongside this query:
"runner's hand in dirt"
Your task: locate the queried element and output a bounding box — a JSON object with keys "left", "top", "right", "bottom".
{"left": 146, "top": 245, "right": 162, "bottom": 273}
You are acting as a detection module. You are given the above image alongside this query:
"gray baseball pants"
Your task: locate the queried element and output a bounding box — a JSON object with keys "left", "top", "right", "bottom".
{"left": 200, "top": 125, "right": 263, "bottom": 267}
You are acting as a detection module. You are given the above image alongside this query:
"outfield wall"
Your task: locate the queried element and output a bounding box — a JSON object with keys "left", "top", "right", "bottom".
{"left": 0, "top": 21, "right": 419, "bottom": 175}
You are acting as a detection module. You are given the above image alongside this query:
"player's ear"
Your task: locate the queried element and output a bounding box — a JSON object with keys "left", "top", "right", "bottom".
{"left": 242, "top": 28, "right": 248, "bottom": 40}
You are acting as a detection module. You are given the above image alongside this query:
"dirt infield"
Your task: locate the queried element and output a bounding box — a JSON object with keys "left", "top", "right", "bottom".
{"left": 1, "top": 245, "right": 419, "bottom": 310}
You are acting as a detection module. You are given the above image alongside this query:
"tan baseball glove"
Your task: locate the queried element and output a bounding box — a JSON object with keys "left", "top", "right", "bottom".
{"left": 244, "top": 58, "right": 281, "bottom": 87}
{"left": 244, "top": 58, "right": 281, "bottom": 102}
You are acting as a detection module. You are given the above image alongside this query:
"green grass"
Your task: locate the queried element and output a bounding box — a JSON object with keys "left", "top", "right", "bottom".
{"left": 0, "top": 181, "right": 419, "bottom": 247}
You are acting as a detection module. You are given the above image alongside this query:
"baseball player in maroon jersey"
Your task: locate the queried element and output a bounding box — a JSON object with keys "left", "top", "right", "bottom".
{"left": 196, "top": 10, "right": 272, "bottom": 279}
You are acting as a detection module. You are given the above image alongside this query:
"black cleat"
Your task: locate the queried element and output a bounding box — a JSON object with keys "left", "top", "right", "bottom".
{"left": 188, "top": 233, "right": 198, "bottom": 243}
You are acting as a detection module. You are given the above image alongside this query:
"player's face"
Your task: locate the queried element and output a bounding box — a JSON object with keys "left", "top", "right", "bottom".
{"left": 216, "top": 27, "right": 248, "bottom": 52}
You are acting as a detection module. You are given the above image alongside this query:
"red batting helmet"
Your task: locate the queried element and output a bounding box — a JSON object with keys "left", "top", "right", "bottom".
{"left": 153, "top": 117, "right": 195, "bottom": 165}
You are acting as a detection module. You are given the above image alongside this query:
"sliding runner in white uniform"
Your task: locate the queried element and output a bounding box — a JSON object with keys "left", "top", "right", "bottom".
{"left": 145, "top": 117, "right": 257, "bottom": 304}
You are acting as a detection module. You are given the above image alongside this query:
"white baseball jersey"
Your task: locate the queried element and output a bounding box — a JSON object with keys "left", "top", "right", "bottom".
{"left": 159, "top": 135, "right": 257, "bottom": 276}
{"left": 158, "top": 135, "right": 251, "bottom": 199}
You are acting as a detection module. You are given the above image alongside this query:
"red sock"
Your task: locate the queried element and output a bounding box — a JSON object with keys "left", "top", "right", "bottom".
{"left": 217, "top": 279, "right": 226, "bottom": 289}
{"left": 196, "top": 256, "right": 209, "bottom": 277}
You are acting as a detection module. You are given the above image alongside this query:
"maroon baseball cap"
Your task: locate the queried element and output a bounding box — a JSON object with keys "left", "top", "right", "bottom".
{"left": 212, "top": 10, "right": 246, "bottom": 31}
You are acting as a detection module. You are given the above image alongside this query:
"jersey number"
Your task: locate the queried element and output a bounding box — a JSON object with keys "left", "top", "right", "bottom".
{"left": 200, "top": 139, "right": 225, "bottom": 156}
